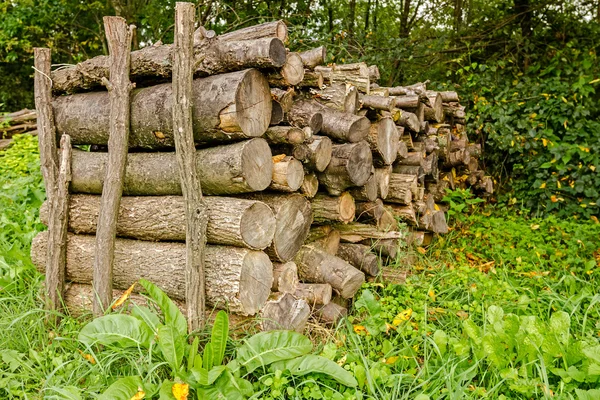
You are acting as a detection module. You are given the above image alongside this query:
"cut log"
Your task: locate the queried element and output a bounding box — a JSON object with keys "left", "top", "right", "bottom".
{"left": 293, "top": 135, "right": 333, "bottom": 172}
{"left": 272, "top": 261, "right": 299, "bottom": 293}
{"left": 294, "top": 245, "right": 365, "bottom": 298}
{"left": 267, "top": 52, "right": 305, "bottom": 87}
{"left": 270, "top": 101, "right": 284, "bottom": 125}
{"left": 423, "top": 92, "right": 444, "bottom": 122}
{"left": 375, "top": 166, "right": 392, "bottom": 199}
{"left": 388, "top": 82, "right": 427, "bottom": 96}
{"left": 311, "top": 192, "right": 355, "bottom": 224}
{"left": 348, "top": 169, "right": 378, "bottom": 202}
{"left": 431, "top": 210, "right": 449, "bottom": 234}
{"left": 335, "top": 222, "right": 404, "bottom": 243}
{"left": 393, "top": 95, "right": 419, "bottom": 109}
{"left": 271, "top": 87, "right": 295, "bottom": 113}
{"left": 443, "top": 149, "right": 470, "bottom": 167}
{"left": 466, "top": 143, "right": 482, "bottom": 157}
{"left": 317, "top": 142, "right": 373, "bottom": 195}
{"left": 387, "top": 203, "right": 418, "bottom": 226}
{"left": 366, "top": 117, "right": 398, "bottom": 165}
{"left": 395, "top": 151, "right": 425, "bottom": 167}
{"left": 287, "top": 100, "right": 323, "bottom": 133}
{"left": 270, "top": 155, "right": 305, "bottom": 192}
{"left": 296, "top": 71, "right": 324, "bottom": 88}
{"left": 40, "top": 194, "right": 276, "bottom": 249}
{"left": 386, "top": 173, "right": 417, "bottom": 204}
{"left": 306, "top": 226, "right": 340, "bottom": 255}
{"left": 361, "top": 95, "right": 395, "bottom": 112}
{"left": 51, "top": 35, "right": 286, "bottom": 94}
{"left": 355, "top": 199, "right": 395, "bottom": 230}
{"left": 294, "top": 283, "right": 332, "bottom": 305}
{"left": 54, "top": 69, "right": 272, "bottom": 148}
{"left": 422, "top": 152, "right": 439, "bottom": 179}
{"left": 70, "top": 138, "right": 272, "bottom": 195}
{"left": 314, "top": 302, "right": 347, "bottom": 325}
{"left": 316, "top": 63, "right": 370, "bottom": 94}
{"left": 264, "top": 126, "right": 305, "bottom": 145}
{"left": 396, "top": 110, "right": 421, "bottom": 132}
{"left": 439, "top": 91, "right": 459, "bottom": 102}
{"left": 299, "top": 46, "right": 326, "bottom": 68}
{"left": 32, "top": 232, "right": 273, "bottom": 316}
{"left": 393, "top": 164, "right": 425, "bottom": 184}
{"left": 218, "top": 21, "right": 288, "bottom": 43}
{"left": 337, "top": 243, "right": 379, "bottom": 276}
{"left": 260, "top": 292, "right": 310, "bottom": 333}
{"left": 298, "top": 100, "right": 370, "bottom": 143}
{"left": 364, "top": 238, "right": 404, "bottom": 259}
{"left": 313, "top": 83, "right": 359, "bottom": 113}
{"left": 300, "top": 172, "right": 319, "bottom": 198}
{"left": 239, "top": 193, "right": 312, "bottom": 262}
{"left": 368, "top": 65, "right": 380, "bottom": 82}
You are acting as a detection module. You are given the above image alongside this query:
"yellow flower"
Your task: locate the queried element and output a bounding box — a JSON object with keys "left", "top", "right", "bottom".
{"left": 172, "top": 383, "right": 189, "bottom": 400}
{"left": 112, "top": 282, "right": 136, "bottom": 310}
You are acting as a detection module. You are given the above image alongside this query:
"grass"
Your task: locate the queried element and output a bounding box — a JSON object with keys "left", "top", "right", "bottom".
{"left": 1, "top": 134, "right": 599, "bottom": 399}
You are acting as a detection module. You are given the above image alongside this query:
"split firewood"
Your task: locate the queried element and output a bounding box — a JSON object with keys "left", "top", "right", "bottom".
{"left": 335, "top": 222, "right": 404, "bottom": 243}
{"left": 267, "top": 52, "right": 305, "bottom": 87}
{"left": 311, "top": 192, "right": 356, "bottom": 224}
{"left": 313, "top": 83, "right": 359, "bottom": 113}
{"left": 366, "top": 117, "right": 399, "bottom": 166}
{"left": 264, "top": 126, "right": 305, "bottom": 144}
{"left": 261, "top": 292, "right": 310, "bottom": 333}
{"left": 296, "top": 70, "right": 324, "bottom": 88}
{"left": 270, "top": 155, "right": 305, "bottom": 192}
{"left": 306, "top": 225, "right": 341, "bottom": 255}
{"left": 272, "top": 261, "right": 299, "bottom": 293}
{"left": 298, "top": 46, "right": 326, "bottom": 68}
{"left": 314, "top": 302, "right": 347, "bottom": 325}
{"left": 374, "top": 166, "right": 391, "bottom": 199}
{"left": 300, "top": 172, "right": 319, "bottom": 198}
{"left": 387, "top": 203, "right": 418, "bottom": 226}
{"left": 386, "top": 173, "right": 418, "bottom": 205}
{"left": 337, "top": 243, "right": 379, "bottom": 276}
{"left": 271, "top": 87, "right": 295, "bottom": 113}
{"left": 317, "top": 142, "right": 373, "bottom": 195}
{"left": 294, "top": 283, "right": 332, "bottom": 305}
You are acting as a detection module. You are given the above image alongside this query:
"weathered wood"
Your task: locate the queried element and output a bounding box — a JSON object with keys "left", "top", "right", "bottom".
{"left": 316, "top": 63, "right": 370, "bottom": 94}
{"left": 173, "top": 2, "right": 206, "bottom": 331}
{"left": 296, "top": 70, "right": 324, "bottom": 88}
{"left": 93, "top": 16, "right": 135, "bottom": 316}
{"left": 239, "top": 193, "right": 312, "bottom": 262}
{"left": 348, "top": 169, "right": 378, "bottom": 202}
{"left": 424, "top": 92, "right": 444, "bottom": 122}
{"left": 395, "top": 151, "right": 425, "bottom": 167}
{"left": 306, "top": 226, "right": 340, "bottom": 255}
{"left": 272, "top": 261, "right": 299, "bottom": 293}
{"left": 292, "top": 135, "right": 333, "bottom": 172}
{"left": 70, "top": 139, "right": 273, "bottom": 195}
{"left": 293, "top": 100, "right": 370, "bottom": 143}
{"left": 40, "top": 195, "right": 276, "bottom": 249}
{"left": 294, "top": 283, "right": 332, "bottom": 305}
{"left": 387, "top": 203, "right": 418, "bottom": 226}
{"left": 355, "top": 199, "right": 395, "bottom": 230}
{"left": 366, "top": 117, "right": 398, "bottom": 165}
{"left": 294, "top": 245, "right": 365, "bottom": 298}
{"left": 32, "top": 232, "right": 273, "bottom": 316}
{"left": 314, "top": 302, "right": 347, "bottom": 325}
{"left": 311, "top": 192, "right": 355, "bottom": 224}
{"left": 270, "top": 155, "right": 305, "bottom": 192}
{"left": 51, "top": 35, "right": 286, "bottom": 94}
{"left": 374, "top": 166, "right": 391, "bottom": 199}
{"left": 264, "top": 126, "right": 305, "bottom": 145}
{"left": 300, "top": 172, "right": 319, "bottom": 198}
{"left": 313, "top": 83, "right": 359, "bottom": 113}
{"left": 44, "top": 135, "right": 72, "bottom": 316}
{"left": 299, "top": 46, "right": 326, "bottom": 68}
{"left": 388, "top": 81, "right": 428, "bottom": 96}
{"left": 335, "top": 222, "right": 404, "bottom": 243}
{"left": 337, "top": 243, "right": 379, "bottom": 276}
{"left": 443, "top": 149, "right": 470, "bottom": 167}
{"left": 271, "top": 87, "right": 295, "bottom": 112}
{"left": 270, "top": 101, "right": 284, "bottom": 125}
{"left": 260, "top": 292, "right": 310, "bottom": 333}
{"left": 219, "top": 20, "right": 288, "bottom": 43}
{"left": 361, "top": 95, "right": 395, "bottom": 112}
{"left": 287, "top": 100, "right": 323, "bottom": 133}
{"left": 267, "top": 52, "right": 305, "bottom": 87}
{"left": 396, "top": 109, "right": 421, "bottom": 132}
{"left": 386, "top": 173, "right": 417, "bottom": 204}
{"left": 364, "top": 238, "right": 403, "bottom": 259}
{"left": 54, "top": 69, "right": 272, "bottom": 148}
{"left": 393, "top": 95, "right": 419, "bottom": 109}
{"left": 317, "top": 142, "right": 373, "bottom": 195}
{"left": 368, "top": 65, "right": 380, "bottom": 82}
{"left": 393, "top": 164, "right": 425, "bottom": 185}
{"left": 439, "top": 91, "right": 459, "bottom": 102}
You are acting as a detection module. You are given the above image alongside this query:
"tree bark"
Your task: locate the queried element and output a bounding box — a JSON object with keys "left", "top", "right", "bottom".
{"left": 374, "top": 165, "right": 391, "bottom": 199}
{"left": 299, "top": 46, "right": 326, "bottom": 68}
{"left": 32, "top": 232, "right": 273, "bottom": 316}
{"left": 218, "top": 20, "right": 288, "bottom": 43}
{"left": 294, "top": 245, "right": 365, "bottom": 298}
{"left": 335, "top": 222, "right": 404, "bottom": 243}
{"left": 306, "top": 226, "right": 341, "bottom": 255}
{"left": 387, "top": 203, "right": 417, "bottom": 225}
{"left": 270, "top": 88, "right": 295, "bottom": 113}
{"left": 264, "top": 126, "right": 306, "bottom": 145}
{"left": 269, "top": 155, "right": 305, "bottom": 192}
{"left": 317, "top": 142, "right": 373, "bottom": 195}
{"left": 361, "top": 95, "right": 395, "bottom": 112}
{"left": 93, "top": 17, "right": 135, "bottom": 316}
{"left": 70, "top": 139, "right": 273, "bottom": 195}
{"left": 40, "top": 194, "right": 276, "bottom": 250}
{"left": 314, "top": 302, "right": 347, "bottom": 325}
{"left": 290, "top": 135, "right": 333, "bottom": 172}
{"left": 239, "top": 193, "right": 312, "bottom": 262}
{"left": 386, "top": 173, "right": 417, "bottom": 204}
{"left": 316, "top": 63, "right": 370, "bottom": 94}
{"left": 267, "top": 52, "right": 305, "bottom": 87}
{"left": 348, "top": 169, "right": 378, "bottom": 202}
{"left": 287, "top": 101, "right": 323, "bottom": 133}
{"left": 312, "top": 83, "right": 359, "bottom": 114}
{"left": 337, "top": 243, "right": 379, "bottom": 276}
{"left": 296, "top": 70, "right": 324, "bottom": 88}
{"left": 294, "top": 283, "right": 332, "bottom": 305}
{"left": 396, "top": 109, "right": 421, "bottom": 132}
{"left": 300, "top": 171, "right": 319, "bottom": 198}
{"left": 272, "top": 261, "right": 299, "bottom": 293}
{"left": 366, "top": 117, "right": 398, "bottom": 165}
{"left": 311, "top": 192, "right": 356, "bottom": 224}
{"left": 260, "top": 292, "right": 310, "bottom": 333}
{"left": 295, "top": 100, "right": 370, "bottom": 143}
{"left": 54, "top": 69, "right": 272, "bottom": 148}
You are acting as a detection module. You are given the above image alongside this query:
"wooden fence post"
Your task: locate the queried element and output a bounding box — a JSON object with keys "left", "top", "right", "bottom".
{"left": 92, "top": 17, "right": 135, "bottom": 316}
{"left": 173, "top": 2, "right": 207, "bottom": 332}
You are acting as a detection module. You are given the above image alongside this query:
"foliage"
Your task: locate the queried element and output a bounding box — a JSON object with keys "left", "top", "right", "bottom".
{"left": 441, "top": 188, "right": 484, "bottom": 224}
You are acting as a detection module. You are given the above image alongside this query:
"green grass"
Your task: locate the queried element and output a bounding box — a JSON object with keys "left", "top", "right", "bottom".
{"left": 1, "top": 134, "right": 599, "bottom": 399}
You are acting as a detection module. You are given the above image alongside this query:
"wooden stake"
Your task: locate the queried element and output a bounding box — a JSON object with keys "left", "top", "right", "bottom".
{"left": 172, "top": 2, "right": 207, "bottom": 332}
{"left": 92, "top": 17, "right": 135, "bottom": 316}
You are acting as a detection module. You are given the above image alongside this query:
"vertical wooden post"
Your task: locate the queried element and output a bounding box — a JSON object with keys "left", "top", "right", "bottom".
{"left": 34, "top": 48, "right": 68, "bottom": 317}
{"left": 92, "top": 17, "right": 135, "bottom": 316}
{"left": 173, "top": 2, "right": 207, "bottom": 332}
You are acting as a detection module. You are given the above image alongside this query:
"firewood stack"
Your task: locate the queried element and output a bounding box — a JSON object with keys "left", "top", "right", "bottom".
{"left": 30, "top": 19, "right": 491, "bottom": 332}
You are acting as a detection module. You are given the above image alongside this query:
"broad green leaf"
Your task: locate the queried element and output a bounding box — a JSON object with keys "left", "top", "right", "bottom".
{"left": 190, "top": 365, "right": 227, "bottom": 386}
{"left": 271, "top": 354, "right": 358, "bottom": 387}
{"left": 79, "top": 314, "right": 153, "bottom": 348}
{"left": 139, "top": 279, "right": 187, "bottom": 337}
{"left": 196, "top": 371, "right": 246, "bottom": 400}
{"left": 158, "top": 324, "right": 186, "bottom": 373}
{"left": 158, "top": 379, "right": 177, "bottom": 400}
{"left": 433, "top": 330, "right": 448, "bottom": 355}
{"left": 487, "top": 305, "right": 504, "bottom": 325}
{"left": 237, "top": 330, "right": 312, "bottom": 373}
{"left": 582, "top": 345, "right": 600, "bottom": 364}
{"left": 211, "top": 310, "right": 229, "bottom": 366}
{"left": 549, "top": 311, "right": 570, "bottom": 344}
{"left": 576, "top": 388, "right": 600, "bottom": 400}
{"left": 354, "top": 289, "right": 381, "bottom": 316}
{"left": 463, "top": 319, "right": 482, "bottom": 345}
{"left": 203, "top": 342, "right": 214, "bottom": 370}
{"left": 188, "top": 337, "right": 199, "bottom": 371}
{"left": 43, "top": 386, "right": 82, "bottom": 400}
{"left": 98, "top": 376, "right": 146, "bottom": 400}
{"left": 131, "top": 305, "right": 161, "bottom": 333}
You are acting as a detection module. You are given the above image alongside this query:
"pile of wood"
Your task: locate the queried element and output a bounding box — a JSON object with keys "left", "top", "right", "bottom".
{"left": 30, "top": 15, "right": 491, "bottom": 332}
{"left": 0, "top": 109, "right": 37, "bottom": 150}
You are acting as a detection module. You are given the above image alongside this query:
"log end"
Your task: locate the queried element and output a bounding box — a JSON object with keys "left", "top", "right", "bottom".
{"left": 347, "top": 116, "right": 371, "bottom": 143}
{"left": 239, "top": 250, "right": 274, "bottom": 315}
{"left": 339, "top": 192, "right": 356, "bottom": 223}
{"left": 314, "top": 135, "right": 332, "bottom": 172}
{"left": 269, "top": 38, "right": 288, "bottom": 67}
{"left": 272, "top": 194, "right": 313, "bottom": 262}
{"left": 235, "top": 69, "right": 273, "bottom": 137}
{"left": 242, "top": 138, "right": 274, "bottom": 191}
{"left": 241, "top": 201, "right": 277, "bottom": 250}
{"left": 347, "top": 141, "right": 373, "bottom": 187}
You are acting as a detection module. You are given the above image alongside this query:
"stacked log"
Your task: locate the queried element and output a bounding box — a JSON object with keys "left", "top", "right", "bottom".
{"left": 31, "top": 18, "right": 491, "bottom": 332}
